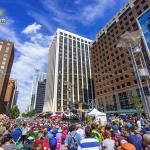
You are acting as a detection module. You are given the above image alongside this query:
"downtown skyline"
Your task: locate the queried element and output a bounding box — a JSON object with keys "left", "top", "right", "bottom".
{"left": 0, "top": 0, "right": 128, "bottom": 112}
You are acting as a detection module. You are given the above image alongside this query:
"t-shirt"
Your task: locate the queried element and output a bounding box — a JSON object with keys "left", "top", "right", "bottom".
{"left": 65, "top": 131, "right": 81, "bottom": 145}
{"left": 78, "top": 138, "right": 102, "bottom": 150}
{"left": 127, "top": 135, "right": 142, "bottom": 150}
{"left": 102, "top": 139, "right": 115, "bottom": 150}
{"left": 137, "top": 120, "right": 141, "bottom": 129}
{"left": 22, "top": 127, "right": 28, "bottom": 135}
{"left": 76, "top": 128, "right": 85, "bottom": 139}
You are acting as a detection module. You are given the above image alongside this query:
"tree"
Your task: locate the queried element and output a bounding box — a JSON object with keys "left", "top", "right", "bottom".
{"left": 22, "top": 109, "right": 36, "bottom": 117}
{"left": 27, "top": 109, "right": 36, "bottom": 117}
{"left": 8, "top": 106, "right": 20, "bottom": 118}
{"left": 129, "top": 91, "right": 143, "bottom": 113}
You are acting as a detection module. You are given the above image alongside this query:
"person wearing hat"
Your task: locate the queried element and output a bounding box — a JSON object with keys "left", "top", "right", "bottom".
{"left": 117, "top": 140, "right": 136, "bottom": 150}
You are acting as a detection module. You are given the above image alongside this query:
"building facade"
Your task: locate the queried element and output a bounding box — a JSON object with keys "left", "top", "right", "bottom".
{"left": 0, "top": 40, "right": 14, "bottom": 113}
{"left": 137, "top": 8, "right": 150, "bottom": 57}
{"left": 30, "top": 68, "right": 47, "bottom": 112}
{"left": 4, "top": 79, "right": 17, "bottom": 113}
{"left": 35, "top": 79, "right": 46, "bottom": 113}
{"left": 91, "top": 0, "right": 150, "bottom": 113}
{"left": 44, "top": 29, "right": 93, "bottom": 112}
{"left": 12, "top": 90, "right": 19, "bottom": 107}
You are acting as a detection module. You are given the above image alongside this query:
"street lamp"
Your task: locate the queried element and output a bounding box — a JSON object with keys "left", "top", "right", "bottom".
{"left": 118, "top": 31, "right": 150, "bottom": 116}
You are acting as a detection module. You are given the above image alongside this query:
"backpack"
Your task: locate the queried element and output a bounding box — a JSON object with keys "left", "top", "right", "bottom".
{"left": 68, "top": 133, "right": 78, "bottom": 150}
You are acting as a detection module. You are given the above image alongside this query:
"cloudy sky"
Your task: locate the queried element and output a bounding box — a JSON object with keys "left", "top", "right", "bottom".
{"left": 0, "top": 0, "right": 128, "bottom": 112}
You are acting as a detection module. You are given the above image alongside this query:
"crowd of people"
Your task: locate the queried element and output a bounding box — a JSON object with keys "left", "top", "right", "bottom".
{"left": 0, "top": 114, "right": 150, "bottom": 150}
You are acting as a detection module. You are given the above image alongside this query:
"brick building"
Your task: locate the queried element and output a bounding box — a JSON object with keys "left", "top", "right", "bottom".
{"left": 0, "top": 40, "right": 14, "bottom": 113}
{"left": 91, "top": 0, "right": 150, "bottom": 113}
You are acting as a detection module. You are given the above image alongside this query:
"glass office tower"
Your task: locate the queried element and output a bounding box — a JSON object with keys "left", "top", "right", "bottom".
{"left": 138, "top": 8, "right": 150, "bottom": 52}
{"left": 44, "top": 29, "right": 93, "bottom": 112}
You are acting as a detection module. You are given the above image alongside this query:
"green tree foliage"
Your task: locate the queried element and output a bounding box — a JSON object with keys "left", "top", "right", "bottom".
{"left": 129, "top": 91, "right": 143, "bottom": 113}
{"left": 22, "top": 109, "right": 36, "bottom": 117}
{"left": 8, "top": 106, "right": 20, "bottom": 118}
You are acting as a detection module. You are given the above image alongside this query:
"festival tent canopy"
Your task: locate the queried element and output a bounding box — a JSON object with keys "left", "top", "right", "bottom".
{"left": 88, "top": 108, "right": 106, "bottom": 116}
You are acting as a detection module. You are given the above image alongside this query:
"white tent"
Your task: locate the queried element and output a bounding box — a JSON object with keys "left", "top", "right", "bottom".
{"left": 88, "top": 108, "right": 106, "bottom": 116}
{"left": 88, "top": 108, "right": 107, "bottom": 125}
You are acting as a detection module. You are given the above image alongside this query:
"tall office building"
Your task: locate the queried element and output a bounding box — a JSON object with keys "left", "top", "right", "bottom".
{"left": 30, "top": 68, "right": 47, "bottom": 112}
{"left": 0, "top": 40, "right": 14, "bottom": 113}
{"left": 138, "top": 8, "right": 150, "bottom": 55}
{"left": 4, "top": 79, "right": 17, "bottom": 113}
{"left": 12, "top": 90, "right": 19, "bottom": 107}
{"left": 44, "top": 29, "right": 93, "bottom": 112}
{"left": 35, "top": 79, "right": 46, "bottom": 113}
{"left": 91, "top": 0, "right": 150, "bottom": 113}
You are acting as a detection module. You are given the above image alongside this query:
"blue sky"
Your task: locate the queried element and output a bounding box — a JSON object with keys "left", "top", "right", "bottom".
{"left": 0, "top": 0, "right": 128, "bottom": 112}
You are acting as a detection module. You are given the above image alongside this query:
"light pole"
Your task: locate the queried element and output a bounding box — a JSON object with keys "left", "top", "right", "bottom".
{"left": 118, "top": 31, "right": 150, "bottom": 116}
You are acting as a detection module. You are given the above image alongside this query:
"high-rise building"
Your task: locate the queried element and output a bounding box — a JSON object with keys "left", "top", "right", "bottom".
{"left": 4, "top": 79, "right": 17, "bottom": 113}
{"left": 35, "top": 79, "right": 46, "bottom": 113}
{"left": 137, "top": 8, "right": 150, "bottom": 55}
{"left": 91, "top": 0, "right": 150, "bottom": 113}
{"left": 0, "top": 40, "right": 14, "bottom": 113}
{"left": 12, "top": 90, "right": 19, "bottom": 107}
{"left": 44, "top": 29, "right": 93, "bottom": 112}
{"left": 30, "top": 68, "right": 47, "bottom": 112}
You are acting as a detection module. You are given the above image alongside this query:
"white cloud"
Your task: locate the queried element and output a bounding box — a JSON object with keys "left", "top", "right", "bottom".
{"left": 80, "top": 0, "right": 115, "bottom": 23}
{"left": 40, "top": 0, "right": 116, "bottom": 26}
{"left": 22, "top": 22, "right": 42, "bottom": 34}
{"left": 0, "top": 20, "right": 53, "bottom": 112}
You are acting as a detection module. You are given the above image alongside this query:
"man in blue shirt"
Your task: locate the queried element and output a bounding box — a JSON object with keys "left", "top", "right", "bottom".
{"left": 78, "top": 126, "right": 102, "bottom": 150}
{"left": 127, "top": 127, "right": 142, "bottom": 150}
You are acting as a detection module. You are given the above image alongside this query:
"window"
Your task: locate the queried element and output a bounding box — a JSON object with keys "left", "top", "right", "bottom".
{"left": 137, "top": 11, "right": 142, "bottom": 16}
{"left": 135, "top": 5, "right": 139, "bottom": 10}
{"left": 127, "top": 82, "right": 131, "bottom": 86}
{"left": 125, "top": 74, "right": 129, "bottom": 78}
{"left": 122, "top": 84, "right": 125, "bottom": 88}
{"left": 2, "top": 61, "right": 6, "bottom": 65}
{"left": 0, "top": 44, "right": 3, "bottom": 51}
{"left": 115, "top": 78, "right": 119, "bottom": 82}
{"left": 129, "top": 11, "right": 132, "bottom": 16}
{"left": 1, "top": 66, "right": 4, "bottom": 69}
{"left": 130, "top": 17, "right": 134, "bottom": 22}
{"left": 60, "top": 32, "right": 63, "bottom": 35}
{"left": 117, "top": 85, "right": 120, "bottom": 89}
{"left": 134, "top": 80, "right": 137, "bottom": 84}
{"left": 143, "top": 5, "right": 148, "bottom": 10}
{"left": 7, "top": 42, "right": 11, "bottom": 46}
{"left": 120, "top": 76, "right": 124, "bottom": 80}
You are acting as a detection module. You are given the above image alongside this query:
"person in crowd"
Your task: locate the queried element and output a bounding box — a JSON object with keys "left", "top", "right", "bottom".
{"left": 91, "top": 123, "right": 103, "bottom": 144}
{"left": 117, "top": 139, "right": 136, "bottom": 150}
{"left": 76, "top": 124, "right": 84, "bottom": 139}
{"left": 137, "top": 117, "right": 142, "bottom": 131}
{"left": 112, "top": 121, "right": 120, "bottom": 135}
{"left": 18, "top": 123, "right": 29, "bottom": 144}
{"left": 78, "top": 126, "right": 102, "bottom": 150}
{"left": 49, "top": 130, "right": 57, "bottom": 150}
{"left": 127, "top": 127, "right": 143, "bottom": 150}
{"left": 102, "top": 131, "right": 115, "bottom": 150}
{"left": 65, "top": 124, "right": 81, "bottom": 150}
{"left": 143, "top": 134, "right": 150, "bottom": 150}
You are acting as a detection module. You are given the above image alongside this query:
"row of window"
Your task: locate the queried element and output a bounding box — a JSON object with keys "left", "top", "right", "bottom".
{"left": 59, "top": 32, "right": 91, "bottom": 44}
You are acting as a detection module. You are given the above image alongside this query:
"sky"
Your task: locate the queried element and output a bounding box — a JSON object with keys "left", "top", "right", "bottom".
{"left": 0, "top": 0, "right": 128, "bottom": 112}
